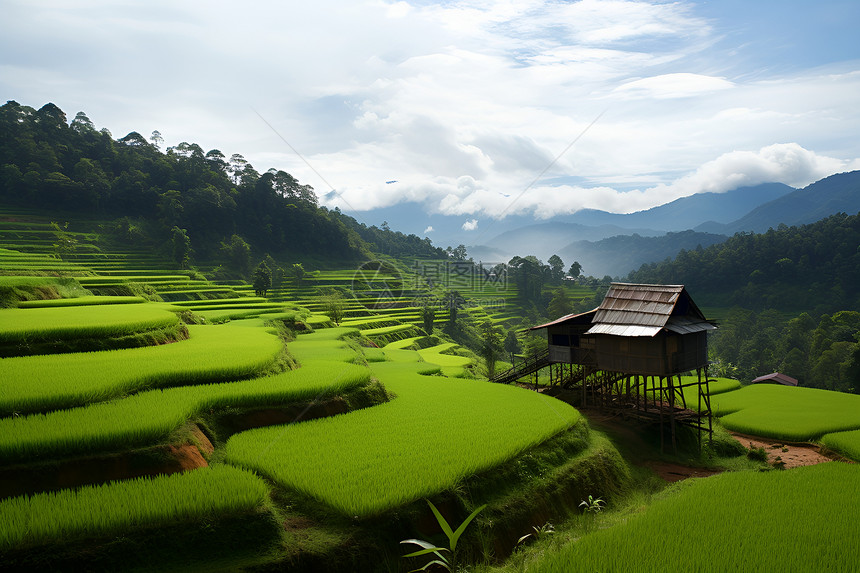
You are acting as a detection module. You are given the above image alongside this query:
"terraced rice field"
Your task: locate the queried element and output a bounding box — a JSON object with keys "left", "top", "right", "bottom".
{"left": 1, "top": 322, "right": 284, "bottom": 415}
{"left": 0, "top": 303, "right": 179, "bottom": 345}
{"left": 0, "top": 465, "right": 269, "bottom": 551}
{"left": 710, "top": 384, "right": 860, "bottom": 441}
{"left": 225, "top": 359, "right": 580, "bottom": 516}
{"left": 528, "top": 462, "right": 860, "bottom": 572}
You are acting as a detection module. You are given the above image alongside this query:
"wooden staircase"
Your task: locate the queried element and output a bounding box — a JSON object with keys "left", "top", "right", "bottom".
{"left": 490, "top": 349, "right": 550, "bottom": 385}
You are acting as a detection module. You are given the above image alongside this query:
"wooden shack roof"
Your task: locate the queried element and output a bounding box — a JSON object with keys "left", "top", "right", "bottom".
{"left": 529, "top": 283, "right": 716, "bottom": 337}
{"left": 585, "top": 283, "right": 715, "bottom": 337}
{"left": 751, "top": 372, "right": 798, "bottom": 386}
{"left": 528, "top": 309, "right": 597, "bottom": 331}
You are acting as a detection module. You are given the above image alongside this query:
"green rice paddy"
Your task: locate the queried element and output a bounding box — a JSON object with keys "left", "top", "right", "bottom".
{"left": 5, "top": 219, "right": 857, "bottom": 572}
{"left": 0, "top": 303, "right": 179, "bottom": 344}
{"left": 0, "top": 465, "right": 269, "bottom": 551}
{"left": 0, "top": 360, "right": 371, "bottom": 462}
{"left": 0, "top": 323, "right": 284, "bottom": 415}
{"left": 526, "top": 462, "right": 860, "bottom": 572}
{"left": 711, "top": 384, "right": 860, "bottom": 441}
{"left": 224, "top": 360, "right": 580, "bottom": 517}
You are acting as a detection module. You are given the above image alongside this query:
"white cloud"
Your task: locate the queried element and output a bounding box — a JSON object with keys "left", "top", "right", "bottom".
{"left": 423, "top": 225, "right": 434, "bottom": 234}
{"left": 461, "top": 218, "right": 479, "bottom": 231}
{"left": 613, "top": 73, "right": 735, "bottom": 99}
{"left": 405, "top": 143, "right": 858, "bottom": 219}
{"left": 2, "top": 0, "right": 858, "bottom": 228}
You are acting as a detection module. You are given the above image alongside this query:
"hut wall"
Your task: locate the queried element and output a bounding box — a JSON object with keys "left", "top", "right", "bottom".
{"left": 592, "top": 331, "right": 708, "bottom": 376}
{"left": 546, "top": 325, "right": 708, "bottom": 375}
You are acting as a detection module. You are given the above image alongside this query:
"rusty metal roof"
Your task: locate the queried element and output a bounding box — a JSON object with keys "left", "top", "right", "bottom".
{"left": 528, "top": 283, "right": 716, "bottom": 337}
{"left": 586, "top": 324, "right": 662, "bottom": 337}
{"left": 751, "top": 372, "right": 798, "bottom": 386}
{"left": 665, "top": 315, "right": 718, "bottom": 335}
{"left": 586, "top": 283, "right": 713, "bottom": 337}
{"left": 529, "top": 309, "right": 597, "bottom": 330}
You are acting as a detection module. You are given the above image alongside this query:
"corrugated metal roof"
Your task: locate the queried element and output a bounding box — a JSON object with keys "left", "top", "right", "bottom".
{"left": 529, "top": 308, "right": 598, "bottom": 330}
{"left": 665, "top": 316, "right": 718, "bottom": 334}
{"left": 529, "top": 283, "right": 716, "bottom": 337}
{"left": 586, "top": 324, "right": 662, "bottom": 337}
{"left": 751, "top": 372, "right": 798, "bottom": 386}
{"left": 592, "top": 283, "right": 685, "bottom": 330}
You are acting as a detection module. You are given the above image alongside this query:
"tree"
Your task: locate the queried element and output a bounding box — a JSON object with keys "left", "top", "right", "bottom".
{"left": 480, "top": 321, "right": 503, "bottom": 378}
{"left": 271, "top": 264, "right": 285, "bottom": 291}
{"left": 320, "top": 289, "right": 346, "bottom": 325}
{"left": 150, "top": 130, "right": 164, "bottom": 150}
{"left": 504, "top": 329, "right": 521, "bottom": 364}
{"left": 443, "top": 290, "right": 465, "bottom": 326}
{"left": 420, "top": 299, "right": 437, "bottom": 335}
{"left": 290, "top": 263, "right": 306, "bottom": 286}
{"left": 118, "top": 131, "right": 150, "bottom": 147}
{"left": 253, "top": 261, "right": 272, "bottom": 297}
{"left": 547, "top": 288, "right": 573, "bottom": 319}
{"left": 169, "top": 226, "right": 192, "bottom": 268}
{"left": 567, "top": 261, "right": 582, "bottom": 280}
{"left": 548, "top": 254, "right": 565, "bottom": 283}
{"left": 523, "top": 332, "right": 545, "bottom": 359}
{"left": 70, "top": 111, "right": 96, "bottom": 134}
{"left": 508, "top": 255, "right": 548, "bottom": 303}
{"left": 50, "top": 221, "right": 78, "bottom": 261}
{"left": 220, "top": 234, "right": 252, "bottom": 277}
{"left": 446, "top": 244, "right": 468, "bottom": 261}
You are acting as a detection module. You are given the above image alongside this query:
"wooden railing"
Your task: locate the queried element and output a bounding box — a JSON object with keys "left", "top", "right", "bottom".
{"left": 490, "top": 349, "right": 550, "bottom": 385}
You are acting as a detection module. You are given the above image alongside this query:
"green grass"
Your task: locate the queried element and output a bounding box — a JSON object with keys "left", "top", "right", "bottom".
{"left": 0, "top": 323, "right": 284, "bottom": 416}
{"left": 0, "top": 465, "right": 269, "bottom": 552}
{"left": 821, "top": 429, "right": 860, "bottom": 462}
{"left": 523, "top": 462, "right": 860, "bottom": 573}
{"left": 0, "top": 361, "right": 371, "bottom": 463}
{"left": 710, "top": 384, "right": 860, "bottom": 441}
{"left": 0, "top": 303, "right": 179, "bottom": 345}
{"left": 643, "top": 376, "right": 742, "bottom": 406}
{"left": 224, "top": 360, "right": 580, "bottom": 517}
{"left": 16, "top": 295, "right": 146, "bottom": 307}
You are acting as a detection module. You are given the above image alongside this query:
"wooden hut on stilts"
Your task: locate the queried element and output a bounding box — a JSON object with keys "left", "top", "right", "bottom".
{"left": 493, "top": 283, "right": 718, "bottom": 453}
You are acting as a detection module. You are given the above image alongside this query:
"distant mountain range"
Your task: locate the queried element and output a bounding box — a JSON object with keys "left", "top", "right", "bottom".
{"left": 694, "top": 171, "right": 860, "bottom": 235}
{"left": 558, "top": 230, "right": 728, "bottom": 279}
{"left": 471, "top": 171, "right": 860, "bottom": 277}
{"left": 558, "top": 182, "right": 794, "bottom": 231}
{"left": 351, "top": 170, "right": 860, "bottom": 279}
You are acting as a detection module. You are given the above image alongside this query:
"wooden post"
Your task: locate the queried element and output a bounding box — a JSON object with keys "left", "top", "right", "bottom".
{"left": 668, "top": 375, "right": 677, "bottom": 454}
{"left": 697, "top": 368, "right": 703, "bottom": 453}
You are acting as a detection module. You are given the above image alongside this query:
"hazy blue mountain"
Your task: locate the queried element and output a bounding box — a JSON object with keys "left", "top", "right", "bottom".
{"left": 559, "top": 230, "right": 728, "bottom": 279}
{"left": 696, "top": 171, "right": 860, "bottom": 234}
{"left": 348, "top": 202, "right": 539, "bottom": 250}
{"left": 349, "top": 181, "right": 794, "bottom": 252}
{"left": 560, "top": 182, "right": 794, "bottom": 231}
{"left": 471, "top": 222, "right": 663, "bottom": 264}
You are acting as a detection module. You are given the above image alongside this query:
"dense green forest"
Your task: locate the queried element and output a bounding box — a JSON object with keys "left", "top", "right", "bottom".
{"left": 627, "top": 211, "right": 860, "bottom": 315}
{"left": 0, "top": 101, "right": 445, "bottom": 266}
{"left": 711, "top": 308, "right": 860, "bottom": 393}
{"left": 620, "top": 213, "right": 860, "bottom": 392}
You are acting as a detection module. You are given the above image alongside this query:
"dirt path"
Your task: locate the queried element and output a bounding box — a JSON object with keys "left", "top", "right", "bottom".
{"left": 730, "top": 432, "right": 835, "bottom": 469}
{"left": 578, "top": 408, "right": 846, "bottom": 483}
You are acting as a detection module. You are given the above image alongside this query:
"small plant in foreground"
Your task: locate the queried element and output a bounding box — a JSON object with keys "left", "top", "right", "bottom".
{"left": 580, "top": 495, "right": 605, "bottom": 515}
{"left": 401, "top": 500, "right": 486, "bottom": 572}
{"left": 516, "top": 521, "right": 554, "bottom": 549}
{"left": 579, "top": 495, "right": 605, "bottom": 533}
{"left": 747, "top": 444, "right": 769, "bottom": 462}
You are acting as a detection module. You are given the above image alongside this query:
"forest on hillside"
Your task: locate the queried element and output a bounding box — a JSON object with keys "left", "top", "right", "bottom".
{"left": 616, "top": 213, "right": 860, "bottom": 392}
{"left": 0, "top": 101, "right": 445, "bottom": 265}
{"left": 626, "top": 212, "right": 860, "bottom": 315}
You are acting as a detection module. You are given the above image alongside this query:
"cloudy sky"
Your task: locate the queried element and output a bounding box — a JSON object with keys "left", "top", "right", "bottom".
{"left": 2, "top": 0, "right": 859, "bottom": 232}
